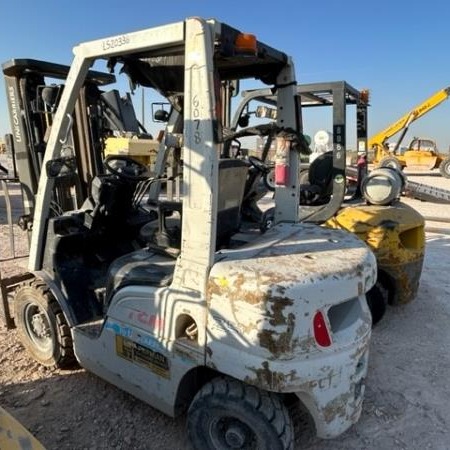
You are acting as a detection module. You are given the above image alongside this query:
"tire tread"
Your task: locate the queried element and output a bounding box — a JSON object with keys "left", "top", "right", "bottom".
{"left": 188, "top": 376, "right": 294, "bottom": 449}
{"left": 14, "top": 278, "right": 76, "bottom": 369}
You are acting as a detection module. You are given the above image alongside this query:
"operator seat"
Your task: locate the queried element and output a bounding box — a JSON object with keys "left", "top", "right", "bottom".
{"left": 81, "top": 175, "right": 135, "bottom": 233}
{"left": 300, "top": 151, "right": 333, "bottom": 205}
{"left": 139, "top": 158, "right": 248, "bottom": 253}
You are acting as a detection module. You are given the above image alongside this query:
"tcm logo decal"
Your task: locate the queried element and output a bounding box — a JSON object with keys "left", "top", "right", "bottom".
{"left": 128, "top": 310, "right": 164, "bottom": 331}
{"left": 8, "top": 86, "right": 22, "bottom": 143}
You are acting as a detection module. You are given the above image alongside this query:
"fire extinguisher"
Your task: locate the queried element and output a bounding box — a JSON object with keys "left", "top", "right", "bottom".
{"left": 274, "top": 135, "right": 292, "bottom": 187}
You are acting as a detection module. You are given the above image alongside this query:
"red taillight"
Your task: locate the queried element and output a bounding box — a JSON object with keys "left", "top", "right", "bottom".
{"left": 313, "top": 311, "right": 332, "bottom": 347}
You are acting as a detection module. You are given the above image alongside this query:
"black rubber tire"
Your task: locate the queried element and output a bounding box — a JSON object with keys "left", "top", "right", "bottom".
{"left": 187, "top": 377, "right": 294, "bottom": 450}
{"left": 298, "top": 168, "right": 310, "bottom": 185}
{"left": 263, "top": 167, "right": 276, "bottom": 192}
{"left": 13, "top": 279, "right": 77, "bottom": 369}
{"left": 378, "top": 156, "right": 403, "bottom": 172}
{"left": 439, "top": 157, "right": 450, "bottom": 179}
{"left": 366, "top": 282, "right": 388, "bottom": 327}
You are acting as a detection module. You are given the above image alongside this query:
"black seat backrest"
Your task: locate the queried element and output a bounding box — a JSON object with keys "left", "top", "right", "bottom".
{"left": 83, "top": 175, "right": 135, "bottom": 232}
{"left": 300, "top": 151, "right": 333, "bottom": 206}
{"left": 216, "top": 158, "right": 248, "bottom": 247}
{"left": 140, "top": 158, "right": 248, "bottom": 251}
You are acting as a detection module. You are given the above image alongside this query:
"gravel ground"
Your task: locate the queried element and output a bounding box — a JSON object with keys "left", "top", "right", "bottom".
{"left": 1, "top": 157, "right": 450, "bottom": 449}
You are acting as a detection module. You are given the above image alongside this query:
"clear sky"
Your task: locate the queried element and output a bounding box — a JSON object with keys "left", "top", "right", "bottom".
{"left": 1, "top": 0, "right": 450, "bottom": 150}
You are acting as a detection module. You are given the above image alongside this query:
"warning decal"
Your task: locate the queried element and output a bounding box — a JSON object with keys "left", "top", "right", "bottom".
{"left": 115, "top": 335, "right": 170, "bottom": 379}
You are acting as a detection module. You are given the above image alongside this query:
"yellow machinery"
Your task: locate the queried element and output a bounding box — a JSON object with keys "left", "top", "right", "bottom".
{"left": 369, "top": 86, "right": 450, "bottom": 176}
{"left": 326, "top": 203, "right": 425, "bottom": 308}
{"left": 104, "top": 136, "right": 160, "bottom": 175}
{"left": 403, "top": 137, "right": 450, "bottom": 176}
{"left": 0, "top": 406, "right": 46, "bottom": 450}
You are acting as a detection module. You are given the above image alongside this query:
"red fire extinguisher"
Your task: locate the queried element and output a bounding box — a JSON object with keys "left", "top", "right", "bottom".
{"left": 274, "top": 135, "right": 291, "bottom": 187}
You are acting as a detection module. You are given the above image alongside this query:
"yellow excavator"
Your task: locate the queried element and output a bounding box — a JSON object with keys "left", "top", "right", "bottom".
{"left": 369, "top": 86, "right": 450, "bottom": 177}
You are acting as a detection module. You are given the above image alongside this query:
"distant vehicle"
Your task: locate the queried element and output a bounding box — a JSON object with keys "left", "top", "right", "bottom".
{"left": 402, "top": 137, "right": 450, "bottom": 176}
{"left": 369, "top": 86, "right": 450, "bottom": 177}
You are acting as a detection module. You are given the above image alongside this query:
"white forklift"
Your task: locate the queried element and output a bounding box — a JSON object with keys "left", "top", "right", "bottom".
{"left": 1, "top": 18, "right": 377, "bottom": 449}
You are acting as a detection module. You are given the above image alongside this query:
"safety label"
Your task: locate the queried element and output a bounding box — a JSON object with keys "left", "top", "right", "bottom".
{"left": 115, "top": 335, "right": 170, "bottom": 379}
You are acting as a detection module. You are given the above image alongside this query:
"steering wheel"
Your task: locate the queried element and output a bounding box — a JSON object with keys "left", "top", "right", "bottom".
{"left": 223, "top": 123, "right": 280, "bottom": 161}
{"left": 248, "top": 155, "right": 268, "bottom": 172}
{"left": 225, "top": 123, "right": 279, "bottom": 141}
{"left": 103, "top": 155, "right": 149, "bottom": 181}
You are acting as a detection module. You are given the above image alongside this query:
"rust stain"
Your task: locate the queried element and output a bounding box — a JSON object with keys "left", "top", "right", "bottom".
{"left": 294, "top": 336, "right": 316, "bottom": 353}
{"left": 258, "top": 313, "right": 296, "bottom": 357}
{"left": 238, "top": 290, "right": 267, "bottom": 305}
{"left": 321, "top": 391, "right": 353, "bottom": 424}
{"left": 206, "top": 279, "right": 222, "bottom": 299}
{"left": 233, "top": 273, "right": 245, "bottom": 290}
{"left": 239, "top": 319, "right": 261, "bottom": 334}
{"left": 256, "top": 270, "right": 299, "bottom": 285}
{"left": 245, "top": 361, "right": 298, "bottom": 390}
{"left": 268, "top": 296, "right": 294, "bottom": 326}
{"left": 275, "top": 285, "right": 287, "bottom": 295}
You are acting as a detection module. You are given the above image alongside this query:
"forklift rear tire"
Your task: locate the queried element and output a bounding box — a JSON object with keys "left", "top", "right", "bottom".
{"left": 187, "top": 377, "right": 294, "bottom": 450}
{"left": 13, "top": 279, "right": 77, "bottom": 369}
{"left": 366, "top": 282, "right": 387, "bottom": 326}
{"left": 439, "top": 157, "right": 450, "bottom": 178}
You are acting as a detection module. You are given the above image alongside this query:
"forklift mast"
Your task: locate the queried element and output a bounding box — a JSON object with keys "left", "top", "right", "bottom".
{"left": 27, "top": 18, "right": 302, "bottom": 274}
{"left": 2, "top": 59, "right": 117, "bottom": 216}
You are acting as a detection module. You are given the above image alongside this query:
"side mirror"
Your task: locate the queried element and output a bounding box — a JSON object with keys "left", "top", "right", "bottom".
{"left": 238, "top": 114, "right": 250, "bottom": 128}
{"left": 46, "top": 157, "right": 77, "bottom": 179}
{"left": 255, "top": 106, "right": 277, "bottom": 120}
{"left": 154, "top": 109, "right": 169, "bottom": 123}
{"left": 152, "top": 102, "right": 171, "bottom": 123}
{"left": 34, "top": 84, "right": 63, "bottom": 113}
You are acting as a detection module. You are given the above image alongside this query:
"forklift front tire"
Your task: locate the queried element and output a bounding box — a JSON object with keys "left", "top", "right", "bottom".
{"left": 378, "top": 156, "right": 403, "bottom": 172}
{"left": 13, "top": 280, "right": 76, "bottom": 369}
{"left": 187, "top": 377, "right": 294, "bottom": 450}
{"left": 439, "top": 157, "right": 450, "bottom": 178}
{"left": 263, "top": 167, "right": 276, "bottom": 192}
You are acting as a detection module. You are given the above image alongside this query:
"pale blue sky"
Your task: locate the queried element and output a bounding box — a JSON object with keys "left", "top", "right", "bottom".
{"left": 1, "top": 0, "right": 450, "bottom": 149}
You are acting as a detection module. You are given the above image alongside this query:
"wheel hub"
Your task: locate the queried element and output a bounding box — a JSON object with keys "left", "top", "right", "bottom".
{"left": 31, "top": 313, "right": 51, "bottom": 338}
{"left": 224, "top": 424, "right": 247, "bottom": 448}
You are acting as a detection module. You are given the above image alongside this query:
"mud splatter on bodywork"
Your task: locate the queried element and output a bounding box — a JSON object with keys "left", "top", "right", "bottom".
{"left": 205, "top": 223, "right": 374, "bottom": 438}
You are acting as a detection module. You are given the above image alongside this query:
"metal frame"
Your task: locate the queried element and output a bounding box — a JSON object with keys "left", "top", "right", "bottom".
{"left": 27, "top": 18, "right": 300, "bottom": 273}
{"left": 2, "top": 59, "right": 116, "bottom": 216}
{"left": 0, "top": 19, "right": 377, "bottom": 440}
{"left": 232, "top": 81, "right": 369, "bottom": 222}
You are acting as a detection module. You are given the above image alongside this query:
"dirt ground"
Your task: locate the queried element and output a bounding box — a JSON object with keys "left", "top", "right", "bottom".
{"left": 1, "top": 159, "right": 450, "bottom": 449}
